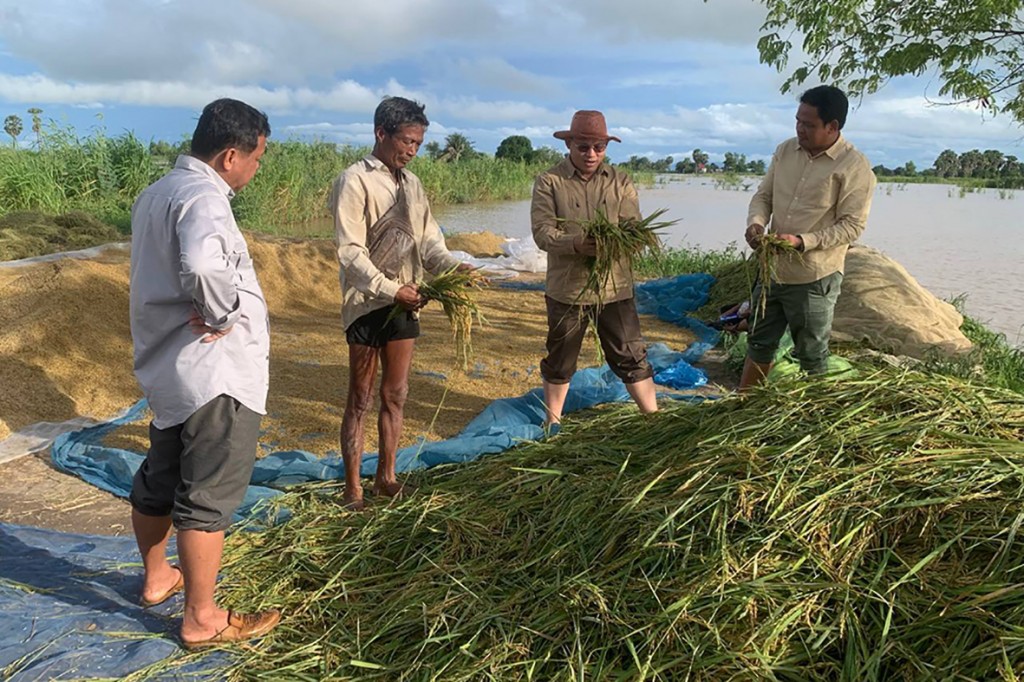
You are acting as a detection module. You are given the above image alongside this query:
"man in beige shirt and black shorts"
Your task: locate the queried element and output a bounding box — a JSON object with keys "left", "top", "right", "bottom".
{"left": 331, "top": 96, "right": 474, "bottom": 510}
{"left": 741, "top": 85, "right": 876, "bottom": 389}
{"left": 531, "top": 110, "right": 659, "bottom": 430}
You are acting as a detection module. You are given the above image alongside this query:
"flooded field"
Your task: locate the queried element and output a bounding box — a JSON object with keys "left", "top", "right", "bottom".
{"left": 435, "top": 176, "right": 1024, "bottom": 344}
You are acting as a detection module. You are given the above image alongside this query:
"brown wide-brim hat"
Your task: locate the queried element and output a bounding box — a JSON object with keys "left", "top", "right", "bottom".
{"left": 553, "top": 110, "right": 622, "bottom": 143}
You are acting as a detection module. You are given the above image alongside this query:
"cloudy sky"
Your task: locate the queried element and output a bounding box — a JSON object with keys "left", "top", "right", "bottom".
{"left": 1, "top": 0, "right": 1021, "bottom": 168}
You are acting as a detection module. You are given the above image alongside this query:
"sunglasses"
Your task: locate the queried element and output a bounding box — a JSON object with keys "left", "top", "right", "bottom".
{"left": 574, "top": 142, "right": 607, "bottom": 153}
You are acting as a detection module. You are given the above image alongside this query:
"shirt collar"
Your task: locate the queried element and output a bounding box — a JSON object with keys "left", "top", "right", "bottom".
{"left": 363, "top": 153, "right": 407, "bottom": 182}
{"left": 174, "top": 154, "right": 234, "bottom": 199}
{"left": 798, "top": 134, "right": 845, "bottom": 160}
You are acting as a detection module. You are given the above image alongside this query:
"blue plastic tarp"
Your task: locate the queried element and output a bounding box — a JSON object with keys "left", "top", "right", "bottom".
{"left": 0, "top": 523, "right": 229, "bottom": 680}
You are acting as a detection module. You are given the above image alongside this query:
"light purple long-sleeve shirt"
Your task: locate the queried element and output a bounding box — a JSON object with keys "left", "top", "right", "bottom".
{"left": 129, "top": 155, "right": 269, "bottom": 428}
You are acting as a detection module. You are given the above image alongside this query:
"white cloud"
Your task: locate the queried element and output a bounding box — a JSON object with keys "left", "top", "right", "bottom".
{"left": 0, "top": 73, "right": 381, "bottom": 113}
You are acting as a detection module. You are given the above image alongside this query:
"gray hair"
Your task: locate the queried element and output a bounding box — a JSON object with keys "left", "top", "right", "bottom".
{"left": 374, "top": 96, "right": 429, "bottom": 135}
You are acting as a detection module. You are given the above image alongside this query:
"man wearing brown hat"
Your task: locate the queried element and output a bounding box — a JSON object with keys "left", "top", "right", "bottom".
{"left": 531, "top": 110, "right": 658, "bottom": 429}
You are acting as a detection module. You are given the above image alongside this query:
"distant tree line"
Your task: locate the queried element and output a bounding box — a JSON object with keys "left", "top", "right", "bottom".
{"left": 617, "top": 149, "right": 767, "bottom": 175}
{"left": 874, "top": 148, "right": 1024, "bottom": 181}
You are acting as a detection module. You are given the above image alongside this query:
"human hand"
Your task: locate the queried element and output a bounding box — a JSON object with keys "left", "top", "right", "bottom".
{"left": 745, "top": 223, "right": 765, "bottom": 248}
{"left": 574, "top": 235, "right": 597, "bottom": 257}
{"left": 457, "top": 263, "right": 490, "bottom": 286}
{"left": 777, "top": 234, "right": 804, "bottom": 250}
{"left": 188, "top": 310, "right": 233, "bottom": 343}
{"left": 395, "top": 283, "right": 425, "bottom": 311}
{"left": 718, "top": 301, "right": 751, "bottom": 334}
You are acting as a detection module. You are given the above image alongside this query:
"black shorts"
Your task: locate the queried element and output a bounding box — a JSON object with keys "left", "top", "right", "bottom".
{"left": 346, "top": 305, "right": 420, "bottom": 348}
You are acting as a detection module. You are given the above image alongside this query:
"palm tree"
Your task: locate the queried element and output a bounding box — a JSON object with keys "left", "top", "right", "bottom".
{"left": 27, "top": 107, "right": 43, "bottom": 147}
{"left": 438, "top": 133, "right": 475, "bottom": 163}
{"left": 4, "top": 114, "right": 23, "bottom": 148}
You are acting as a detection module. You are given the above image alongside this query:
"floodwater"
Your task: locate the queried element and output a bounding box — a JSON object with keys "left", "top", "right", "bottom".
{"left": 435, "top": 176, "right": 1024, "bottom": 345}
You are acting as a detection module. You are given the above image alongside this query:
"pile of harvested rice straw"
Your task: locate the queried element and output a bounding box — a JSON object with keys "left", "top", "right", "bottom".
{"left": 215, "top": 368, "right": 1024, "bottom": 680}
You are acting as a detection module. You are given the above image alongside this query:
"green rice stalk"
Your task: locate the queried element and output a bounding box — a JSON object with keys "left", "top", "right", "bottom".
{"left": 386, "top": 267, "right": 486, "bottom": 369}
{"left": 215, "top": 367, "right": 1024, "bottom": 681}
{"left": 570, "top": 208, "right": 676, "bottom": 308}
{"left": 754, "top": 233, "right": 799, "bottom": 320}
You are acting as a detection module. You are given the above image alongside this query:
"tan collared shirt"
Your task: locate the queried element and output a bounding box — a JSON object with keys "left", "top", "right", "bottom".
{"left": 747, "top": 135, "right": 876, "bottom": 284}
{"left": 332, "top": 155, "right": 461, "bottom": 329}
{"left": 531, "top": 158, "right": 642, "bottom": 305}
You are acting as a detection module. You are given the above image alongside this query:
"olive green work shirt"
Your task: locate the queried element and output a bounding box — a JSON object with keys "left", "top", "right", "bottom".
{"left": 331, "top": 155, "right": 461, "bottom": 330}
{"left": 747, "top": 135, "right": 876, "bottom": 285}
{"left": 531, "top": 158, "right": 642, "bottom": 305}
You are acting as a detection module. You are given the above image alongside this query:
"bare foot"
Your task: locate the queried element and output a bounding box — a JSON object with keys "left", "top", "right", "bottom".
{"left": 341, "top": 486, "right": 365, "bottom": 511}
{"left": 371, "top": 479, "right": 416, "bottom": 499}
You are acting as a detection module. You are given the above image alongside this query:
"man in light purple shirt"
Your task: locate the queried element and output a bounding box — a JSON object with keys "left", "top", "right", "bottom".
{"left": 128, "top": 98, "right": 279, "bottom": 650}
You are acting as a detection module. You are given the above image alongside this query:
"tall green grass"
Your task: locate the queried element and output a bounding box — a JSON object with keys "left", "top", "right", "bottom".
{"left": 0, "top": 128, "right": 571, "bottom": 235}
{"left": 0, "top": 127, "right": 162, "bottom": 231}
{"left": 922, "top": 296, "right": 1024, "bottom": 393}
{"left": 634, "top": 241, "right": 745, "bottom": 280}
{"left": 231, "top": 141, "right": 365, "bottom": 231}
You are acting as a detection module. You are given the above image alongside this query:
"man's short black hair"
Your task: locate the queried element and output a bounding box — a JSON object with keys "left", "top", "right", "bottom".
{"left": 190, "top": 98, "right": 271, "bottom": 159}
{"left": 374, "top": 96, "right": 429, "bottom": 136}
{"left": 799, "top": 86, "right": 849, "bottom": 130}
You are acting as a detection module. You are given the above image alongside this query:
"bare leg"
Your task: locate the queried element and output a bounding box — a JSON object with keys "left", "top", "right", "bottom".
{"left": 739, "top": 356, "right": 772, "bottom": 391}
{"left": 132, "top": 508, "right": 180, "bottom": 604}
{"left": 340, "top": 344, "right": 380, "bottom": 510}
{"left": 178, "top": 528, "right": 230, "bottom": 643}
{"left": 624, "top": 377, "right": 658, "bottom": 413}
{"left": 542, "top": 379, "right": 571, "bottom": 426}
{"left": 373, "top": 338, "right": 415, "bottom": 497}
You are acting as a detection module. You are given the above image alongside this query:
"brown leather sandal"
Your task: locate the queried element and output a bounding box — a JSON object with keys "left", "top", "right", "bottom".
{"left": 181, "top": 609, "right": 282, "bottom": 651}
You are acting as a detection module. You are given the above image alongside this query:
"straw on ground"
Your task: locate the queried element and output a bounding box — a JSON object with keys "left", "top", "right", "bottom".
{"left": 214, "top": 365, "right": 1024, "bottom": 681}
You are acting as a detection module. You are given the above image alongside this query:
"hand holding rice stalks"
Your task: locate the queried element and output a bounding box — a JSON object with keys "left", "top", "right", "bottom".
{"left": 419, "top": 266, "right": 487, "bottom": 368}
{"left": 753, "top": 232, "right": 800, "bottom": 318}
{"left": 574, "top": 208, "right": 676, "bottom": 306}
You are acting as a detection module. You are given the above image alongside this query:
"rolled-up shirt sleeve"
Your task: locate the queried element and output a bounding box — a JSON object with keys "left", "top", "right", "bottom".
{"left": 531, "top": 175, "right": 578, "bottom": 255}
{"left": 177, "top": 194, "right": 241, "bottom": 330}
{"left": 333, "top": 174, "right": 402, "bottom": 301}
{"left": 420, "top": 203, "right": 462, "bottom": 275}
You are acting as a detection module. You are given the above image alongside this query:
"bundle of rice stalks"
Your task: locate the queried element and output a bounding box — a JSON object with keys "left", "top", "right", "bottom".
{"left": 574, "top": 208, "right": 676, "bottom": 306}
{"left": 754, "top": 233, "right": 799, "bottom": 318}
{"left": 417, "top": 266, "right": 486, "bottom": 368}
{"left": 214, "top": 367, "right": 1024, "bottom": 681}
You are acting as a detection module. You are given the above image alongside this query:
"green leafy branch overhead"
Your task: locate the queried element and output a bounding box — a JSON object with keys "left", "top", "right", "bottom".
{"left": 756, "top": 0, "right": 1024, "bottom": 123}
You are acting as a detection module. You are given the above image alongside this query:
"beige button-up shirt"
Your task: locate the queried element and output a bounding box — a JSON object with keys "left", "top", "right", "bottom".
{"left": 747, "top": 135, "right": 876, "bottom": 284}
{"left": 531, "top": 158, "right": 642, "bottom": 305}
{"left": 332, "top": 155, "right": 461, "bottom": 330}
{"left": 130, "top": 155, "right": 270, "bottom": 428}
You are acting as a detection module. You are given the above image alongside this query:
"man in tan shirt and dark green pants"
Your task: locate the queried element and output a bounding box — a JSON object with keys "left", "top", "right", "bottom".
{"left": 741, "top": 85, "right": 876, "bottom": 389}
{"left": 531, "top": 110, "right": 658, "bottom": 428}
